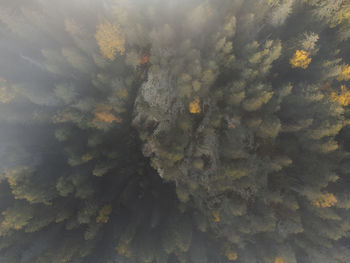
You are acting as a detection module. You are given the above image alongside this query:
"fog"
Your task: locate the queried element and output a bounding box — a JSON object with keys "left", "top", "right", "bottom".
{"left": 0, "top": 0, "right": 350, "bottom": 262}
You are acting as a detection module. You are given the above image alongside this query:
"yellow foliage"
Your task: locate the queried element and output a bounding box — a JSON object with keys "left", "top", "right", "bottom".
{"left": 4, "top": 168, "right": 22, "bottom": 187}
{"left": 1, "top": 211, "right": 23, "bottom": 230}
{"left": 6, "top": 176, "right": 17, "bottom": 187}
{"left": 4, "top": 167, "right": 32, "bottom": 188}
{"left": 337, "top": 64, "right": 350, "bottom": 81}
{"left": 0, "top": 77, "right": 16, "bottom": 103}
{"left": 328, "top": 3, "right": 350, "bottom": 28}
{"left": 213, "top": 209, "right": 221, "bottom": 222}
{"left": 330, "top": 85, "right": 350, "bottom": 106}
{"left": 95, "top": 21, "right": 125, "bottom": 60}
{"left": 116, "top": 88, "right": 128, "bottom": 99}
{"left": 274, "top": 257, "right": 285, "bottom": 263}
{"left": 93, "top": 104, "right": 123, "bottom": 123}
{"left": 116, "top": 242, "right": 132, "bottom": 257}
{"left": 96, "top": 205, "right": 113, "bottom": 223}
{"left": 312, "top": 193, "right": 337, "bottom": 208}
{"left": 225, "top": 248, "right": 238, "bottom": 261}
{"left": 81, "top": 153, "right": 93, "bottom": 163}
{"left": 189, "top": 97, "right": 201, "bottom": 114}
{"left": 290, "top": 50, "right": 312, "bottom": 69}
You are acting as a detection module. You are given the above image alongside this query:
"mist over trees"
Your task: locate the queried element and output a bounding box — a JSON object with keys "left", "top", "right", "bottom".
{"left": 0, "top": 0, "right": 350, "bottom": 262}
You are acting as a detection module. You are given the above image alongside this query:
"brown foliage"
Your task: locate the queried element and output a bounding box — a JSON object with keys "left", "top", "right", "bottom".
{"left": 93, "top": 104, "right": 122, "bottom": 123}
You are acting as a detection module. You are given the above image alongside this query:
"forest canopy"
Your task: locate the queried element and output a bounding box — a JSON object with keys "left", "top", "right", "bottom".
{"left": 0, "top": 0, "right": 350, "bottom": 262}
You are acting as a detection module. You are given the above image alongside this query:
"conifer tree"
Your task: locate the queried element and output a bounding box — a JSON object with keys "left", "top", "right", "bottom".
{"left": 0, "top": 0, "right": 350, "bottom": 262}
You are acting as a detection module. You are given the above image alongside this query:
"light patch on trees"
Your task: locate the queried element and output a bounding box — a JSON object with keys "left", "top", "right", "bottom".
{"left": 95, "top": 21, "right": 125, "bottom": 60}
{"left": 290, "top": 50, "right": 312, "bottom": 69}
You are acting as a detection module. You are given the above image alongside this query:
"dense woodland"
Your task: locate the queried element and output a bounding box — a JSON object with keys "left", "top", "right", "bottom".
{"left": 0, "top": 0, "right": 350, "bottom": 262}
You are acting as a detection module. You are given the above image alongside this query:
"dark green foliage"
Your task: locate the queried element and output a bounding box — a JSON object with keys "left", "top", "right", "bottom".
{"left": 0, "top": 0, "right": 350, "bottom": 262}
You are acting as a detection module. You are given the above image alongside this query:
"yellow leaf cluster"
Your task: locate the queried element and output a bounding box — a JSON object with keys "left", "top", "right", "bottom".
{"left": 96, "top": 205, "right": 113, "bottom": 223}
{"left": 95, "top": 21, "right": 125, "bottom": 60}
{"left": 337, "top": 64, "right": 350, "bottom": 81}
{"left": 290, "top": 50, "right": 312, "bottom": 69}
{"left": 116, "top": 242, "right": 132, "bottom": 257}
{"left": 4, "top": 168, "right": 20, "bottom": 187}
{"left": 0, "top": 78, "right": 16, "bottom": 103}
{"left": 330, "top": 85, "right": 350, "bottom": 106}
{"left": 213, "top": 209, "right": 221, "bottom": 222}
{"left": 1, "top": 212, "right": 22, "bottom": 230}
{"left": 274, "top": 257, "right": 285, "bottom": 263}
{"left": 189, "top": 96, "right": 201, "bottom": 114}
{"left": 312, "top": 193, "right": 337, "bottom": 208}
{"left": 81, "top": 153, "right": 93, "bottom": 163}
{"left": 225, "top": 248, "right": 238, "bottom": 261}
{"left": 93, "top": 104, "right": 122, "bottom": 123}
{"left": 4, "top": 167, "right": 31, "bottom": 188}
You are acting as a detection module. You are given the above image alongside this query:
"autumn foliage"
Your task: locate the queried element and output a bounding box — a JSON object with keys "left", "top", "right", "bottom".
{"left": 95, "top": 21, "right": 125, "bottom": 60}
{"left": 225, "top": 248, "right": 238, "bottom": 261}
{"left": 116, "top": 242, "right": 132, "bottom": 258}
{"left": 140, "top": 54, "right": 149, "bottom": 64}
{"left": 274, "top": 257, "right": 285, "bottom": 263}
{"left": 213, "top": 209, "right": 221, "bottom": 222}
{"left": 312, "top": 193, "right": 338, "bottom": 208}
{"left": 330, "top": 85, "right": 350, "bottom": 106}
{"left": 290, "top": 50, "right": 312, "bottom": 69}
{"left": 93, "top": 104, "right": 122, "bottom": 123}
{"left": 1, "top": 0, "right": 350, "bottom": 263}
{"left": 96, "top": 205, "right": 113, "bottom": 223}
{"left": 337, "top": 64, "right": 350, "bottom": 81}
{"left": 189, "top": 96, "right": 201, "bottom": 114}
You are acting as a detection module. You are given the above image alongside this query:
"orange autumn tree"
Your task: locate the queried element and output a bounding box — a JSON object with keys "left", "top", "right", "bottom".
{"left": 312, "top": 193, "right": 337, "bottom": 208}
{"left": 140, "top": 54, "right": 149, "bottom": 64}
{"left": 93, "top": 104, "right": 122, "bottom": 123}
{"left": 274, "top": 257, "right": 285, "bottom": 263}
{"left": 290, "top": 50, "right": 312, "bottom": 69}
{"left": 95, "top": 21, "right": 125, "bottom": 60}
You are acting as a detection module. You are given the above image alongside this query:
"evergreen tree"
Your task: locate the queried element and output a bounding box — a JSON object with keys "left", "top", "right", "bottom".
{"left": 0, "top": 0, "right": 349, "bottom": 262}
